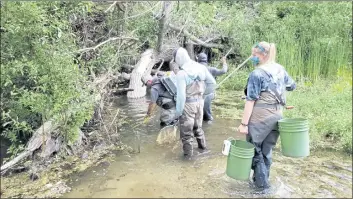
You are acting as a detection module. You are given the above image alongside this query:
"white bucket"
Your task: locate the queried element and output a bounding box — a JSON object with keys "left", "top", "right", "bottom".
{"left": 222, "top": 137, "right": 235, "bottom": 156}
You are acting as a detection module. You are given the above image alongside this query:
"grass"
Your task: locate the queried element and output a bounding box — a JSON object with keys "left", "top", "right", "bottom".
{"left": 214, "top": 67, "right": 352, "bottom": 154}
{"left": 284, "top": 75, "right": 352, "bottom": 154}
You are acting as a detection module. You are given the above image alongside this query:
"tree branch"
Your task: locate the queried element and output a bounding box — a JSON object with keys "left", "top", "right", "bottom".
{"left": 105, "top": 1, "right": 117, "bottom": 13}
{"left": 117, "top": 2, "right": 125, "bottom": 12}
{"left": 117, "top": 2, "right": 161, "bottom": 22}
{"left": 168, "top": 23, "right": 224, "bottom": 49}
{"left": 77, "top": 37, "right": 139, "bottom": 53}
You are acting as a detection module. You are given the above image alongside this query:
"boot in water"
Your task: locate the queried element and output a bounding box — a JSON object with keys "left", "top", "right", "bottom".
{"left": 182, "top": 142, "right": 194, "bottom": 161}
{"left": 196, "top": 138, "right": 209, "bottom": 153}
{"left": 253, "top": 162, "right": 270, "bottom": 190}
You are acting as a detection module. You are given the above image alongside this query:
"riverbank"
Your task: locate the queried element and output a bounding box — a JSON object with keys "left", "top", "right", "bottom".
{"left": 0, "top": 142, "right": 135, "bottom": 198}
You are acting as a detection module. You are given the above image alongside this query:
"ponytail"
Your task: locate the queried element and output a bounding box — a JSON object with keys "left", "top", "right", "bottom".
{"left": 267, "top": 43, "right": 276, "bottom": 64}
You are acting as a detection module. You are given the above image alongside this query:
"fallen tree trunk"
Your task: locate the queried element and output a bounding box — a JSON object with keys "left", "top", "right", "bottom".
{"left": 1, "top": 73, "right": 119, "bottom": 174}
{"left": 1, "top": 120, "right": 58, "bottom": 174}
{"left": 127, "top": 49, "right": 156, "bottom": 99}
{"left": 0, "top": 151, "right": 31, "bottom": 175}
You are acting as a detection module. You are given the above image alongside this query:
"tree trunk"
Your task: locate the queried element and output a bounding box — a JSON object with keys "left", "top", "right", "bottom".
{"left": 127, "top": 49, "right": 156, "bottom": 99}
{"left": 156, "top": 1, "right": 173, "bottom": 53}
{"left": 1, "top": 120, "right": 58, "bottom": 173}
{"left": 186, "top": 40, "right": 195, "bottom": 61}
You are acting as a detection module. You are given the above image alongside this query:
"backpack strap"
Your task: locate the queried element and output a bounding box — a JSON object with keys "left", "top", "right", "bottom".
{"left": 257, "top": 68, "right": 286, "bottom": 106}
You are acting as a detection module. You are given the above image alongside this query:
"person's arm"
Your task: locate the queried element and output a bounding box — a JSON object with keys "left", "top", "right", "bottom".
{"left": 208, "top": 67, "right": 225, "bottom": 77}
{"left": 204, "top": 66, "right": 216, "bottom": 85}
{"left": 146, "top": 103, "right": 157, "bottom": 116}
{"left": 204, "top": 66, "right": 217, "bottom": 95}
{"left": 241, "top": 71, "right": 262, "bottom": 125}
{"left": 175, "top": 71, "right": 187, "bottom": 117}
{"left": 283, "top": 70, "right": 296, "bottom": 91}
{"left": 240, "top": 101, "right": 255, "bottom": 125}
{"left": 218, "top": 56, "right": 228, "bottom": 75}
{"left": 208, "top": 58, "right": 228, "bottom": 77}
{"left": 146, "top": 88, "right": 159, "bottom": 116}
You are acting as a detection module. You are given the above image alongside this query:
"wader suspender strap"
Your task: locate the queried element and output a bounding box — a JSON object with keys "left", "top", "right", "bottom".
{"left": 257, "top": 68, "right": 286, "bottom": 106}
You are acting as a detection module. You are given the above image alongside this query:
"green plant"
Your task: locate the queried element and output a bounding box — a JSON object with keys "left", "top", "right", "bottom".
{"left": 284, "top": 73, "right": 352, "bottom": 153}
{"left": 1, "top": 2, "right": 95, "bottom": 155}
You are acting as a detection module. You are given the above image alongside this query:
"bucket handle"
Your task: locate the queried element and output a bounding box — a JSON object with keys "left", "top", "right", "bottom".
{"left": 227, "top": 137, "right": 236, "bottom": 141}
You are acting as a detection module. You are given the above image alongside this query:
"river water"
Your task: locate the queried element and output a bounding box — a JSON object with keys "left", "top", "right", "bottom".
{"left": 63, "top": 95, "right": 352, "bottom": 198}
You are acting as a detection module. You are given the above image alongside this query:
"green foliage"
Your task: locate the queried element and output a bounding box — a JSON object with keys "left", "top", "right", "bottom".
{"left": 217, "top": 68, "right": 251, "bottom": 91}
{"left": 172, "top": 2, "right": 351, "bottom": 79}
{"left": 284, "top": 72, "right": 352, "bottom": 153}
{"left": 1, "top": 2, "right": 95, "bottom": 154}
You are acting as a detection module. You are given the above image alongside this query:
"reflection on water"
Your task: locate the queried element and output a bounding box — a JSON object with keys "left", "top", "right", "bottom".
{"left": 63, "top": 95, "right": 352, "bottom": 198}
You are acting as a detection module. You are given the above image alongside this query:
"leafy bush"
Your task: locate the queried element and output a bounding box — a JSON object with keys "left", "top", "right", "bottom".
{"left": 1, "top": 2, "right": 95, "bottom": 154}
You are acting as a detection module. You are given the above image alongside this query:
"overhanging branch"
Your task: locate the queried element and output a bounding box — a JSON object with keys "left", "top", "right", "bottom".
{"left": 168, "top": 23, "right": 224, "bottom": 49}
{"left": 104, "top": 1, "right": 118, "bottom": 13}
{"left": 77, "top": 37, "right": 139, "bottom": 53}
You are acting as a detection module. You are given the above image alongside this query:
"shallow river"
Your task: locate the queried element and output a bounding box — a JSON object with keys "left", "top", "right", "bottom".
{"left": 63, "top": 96, "right": 352, "bottom": 198}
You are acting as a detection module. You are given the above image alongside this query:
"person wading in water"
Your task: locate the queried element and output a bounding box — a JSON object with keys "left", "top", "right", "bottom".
{"left": 172, "top": 47, "right": 216, "bottom": 160}
{"left": 238, "top": 41, "right": 296, "bottom": 190}
{"left": 196, "top": 52, "right": 228, "bottom": 123}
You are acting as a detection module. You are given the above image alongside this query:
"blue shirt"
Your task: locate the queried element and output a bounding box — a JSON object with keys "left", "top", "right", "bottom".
{"left": 246, "top": 65, "right": 296, "bottom": 104}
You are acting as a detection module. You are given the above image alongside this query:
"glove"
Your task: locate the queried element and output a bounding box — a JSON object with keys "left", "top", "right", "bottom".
{"left": 156, "top": 98, "right": 163, "bottom": 107}
{"left": 144, "top": 114, "right": 151, "bottom": 123}
{"left": 166, "top": 118, "right": 179, "bottom": 126}
{"left": 166, "top": 113, "right": 181, "bottom": 126}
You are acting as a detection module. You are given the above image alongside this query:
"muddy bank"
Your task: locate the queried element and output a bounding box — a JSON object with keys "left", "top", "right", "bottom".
{"left": 0, "top": 142, "right": 133, "bottom": 198}
{"left": 0, "top": 95, "right": 149, "bottom": 198}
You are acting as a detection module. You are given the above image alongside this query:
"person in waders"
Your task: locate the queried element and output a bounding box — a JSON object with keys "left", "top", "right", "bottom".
{"left": 197, "top": 52, "right": 228, "bottom": 123}
{"left": 142, "top": 72, "right": 178, "bottom": 127}
{"left": 238, "top": 41, "right": 296, "bottom": 190}
{"left": 172, "top": 47, "right": 216, "bottom": 160}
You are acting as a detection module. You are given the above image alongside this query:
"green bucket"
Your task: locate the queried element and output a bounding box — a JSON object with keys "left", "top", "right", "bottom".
{"left": 278, "top": 118, "right": 310, "bottom": 158}
{"left": 226, "top": 140, "right": 254, "bottom": 181}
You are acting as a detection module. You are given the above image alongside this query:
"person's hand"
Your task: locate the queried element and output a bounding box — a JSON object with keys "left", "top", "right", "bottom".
{"left": 167, "top": 118, "right": 179, "bottom": 126}
{"left": 144, "top": 114, "right": 151, "bottom": 123}
{"left": 238, "top": 124, "right": 248, "bottom": 134}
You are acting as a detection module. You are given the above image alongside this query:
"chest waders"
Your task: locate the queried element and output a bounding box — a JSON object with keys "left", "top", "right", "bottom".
{"left": 243, "top": 69, "right": 284, "bottom": 190}
{"left": 179, "top": 79, "right": 207, "bottom": 159}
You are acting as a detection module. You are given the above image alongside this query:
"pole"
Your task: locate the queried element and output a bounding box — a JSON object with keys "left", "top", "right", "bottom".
{"left": 216, "top": 56, "right": 252, "bottom": 89}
